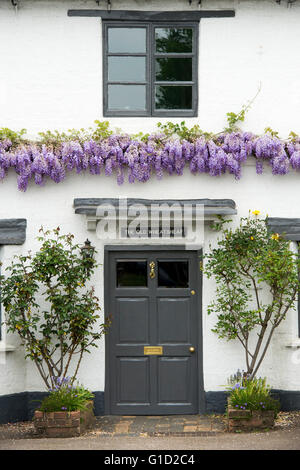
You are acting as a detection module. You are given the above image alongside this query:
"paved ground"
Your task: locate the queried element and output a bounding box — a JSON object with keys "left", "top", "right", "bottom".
{"left": 91, "top": 414, "right": 225, "bottom": 436}
{"left": 0, "top": 412, "right": 300, "bottom": 450}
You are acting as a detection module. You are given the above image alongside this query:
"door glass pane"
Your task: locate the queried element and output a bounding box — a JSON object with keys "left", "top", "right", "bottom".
{"left": 155, "top": 86, "right": 192, "bottom": 110}
{"left": 117, "top": 261, "right": 147, "bottom": 287}
{"left": 158, "top": 261, "right": 189, "bottom": 288}
{"left": 108, "top": 28, "right": 146, "bottom": 53}
{"left": 155, "top": 58, "right": 192, "bottom": 82}
{"left": 155, "top": 28, "right": 193, "bottom": 53}
{"left": 108, "top": 57, "right": 146, "bottom": 82}
{"left": 108, "top": 85, "right": 146, "bottom": 111}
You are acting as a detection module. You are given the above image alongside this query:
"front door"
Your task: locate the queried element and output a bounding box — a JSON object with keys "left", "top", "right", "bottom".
{"left": 105, "top": 248, "right": 201, "bottom": 415}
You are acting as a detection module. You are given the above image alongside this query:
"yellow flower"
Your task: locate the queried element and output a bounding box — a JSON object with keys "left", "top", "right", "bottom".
{"left": 16, "top": 324, "right": 21, "bottom": 330}
{"left": 271, "top": 233, "right": 280, "bottom": 241}
{"left": 252, "top": 210, "right": 261, "bottom": 216}
{"left": 250, "top": 236, "right": 254, "bottom": 240}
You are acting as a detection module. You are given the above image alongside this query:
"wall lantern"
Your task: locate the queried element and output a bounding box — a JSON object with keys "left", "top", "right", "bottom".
{"left": 81, "top": 239, "right": 95, "bottom": 260}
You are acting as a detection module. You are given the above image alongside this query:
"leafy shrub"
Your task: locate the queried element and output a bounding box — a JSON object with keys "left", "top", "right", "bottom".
{"left": 227, "top": 375, "right": 280, "bottom": 416}
{"left": 37, "top": 120, "right": 113, "bottom": 145}
{"left": 1, "top": 227, "right": 107, "bottom": 390}
{"left": 39, "top": 377, "right": 94, "bottom": 412}
{"left": 205, "top": 214, "right": 300, "bottom": 377}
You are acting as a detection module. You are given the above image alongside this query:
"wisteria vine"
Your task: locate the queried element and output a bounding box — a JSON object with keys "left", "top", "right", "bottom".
{"left": 1, "top": 129, "right": 300, "bottom": 191}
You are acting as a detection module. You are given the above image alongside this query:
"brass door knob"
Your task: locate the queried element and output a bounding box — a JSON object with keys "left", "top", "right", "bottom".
{"left": 189, "top": 347, "right": 195, "bottom": 353}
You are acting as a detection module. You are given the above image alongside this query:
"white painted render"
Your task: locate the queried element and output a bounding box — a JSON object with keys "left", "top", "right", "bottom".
{"left": 1, "top": 0, "right": 300, "bottom": 399}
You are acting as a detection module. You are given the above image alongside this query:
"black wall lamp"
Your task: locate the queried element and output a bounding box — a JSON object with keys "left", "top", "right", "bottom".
{"left": 81, "top": 239, "right": 95, "bottom": 260}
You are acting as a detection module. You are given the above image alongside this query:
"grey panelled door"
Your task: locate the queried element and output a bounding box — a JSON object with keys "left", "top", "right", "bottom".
{"left": 106, "top": 249, "right": 200, "bottom": 415}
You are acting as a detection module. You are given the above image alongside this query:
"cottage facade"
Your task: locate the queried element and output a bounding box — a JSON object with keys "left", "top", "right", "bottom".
{"left": 1, "top": 0, "right": 300, "bottom": 422}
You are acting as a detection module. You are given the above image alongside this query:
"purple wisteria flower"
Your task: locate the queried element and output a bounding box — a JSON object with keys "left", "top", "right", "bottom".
{"left": 0, "top": 130, "right": 298, "bottom": 191}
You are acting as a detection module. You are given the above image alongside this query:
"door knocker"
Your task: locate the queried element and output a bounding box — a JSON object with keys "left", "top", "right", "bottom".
{"left": 149, "top": 261, "right": 156, "bottom": 279}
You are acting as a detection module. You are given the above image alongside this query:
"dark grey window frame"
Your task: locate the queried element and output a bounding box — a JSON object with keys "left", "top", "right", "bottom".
{"left": 103, "top": 20, "right": 199, "bottom": 117}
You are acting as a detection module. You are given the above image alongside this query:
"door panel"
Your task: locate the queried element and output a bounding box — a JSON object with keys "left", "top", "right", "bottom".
{"left": 158, "top": 357, "right": 191, "bottom": 403}
{"left": 117, "top": 298, "right": 150, "bottom": 343}
{"left": 106, "top": 249, "right": 200, "bottom": 415}
{"left": 117, "top": 357, "right": 150, "bottom": 404}
{"left": 157, "top": 297, "right": 190, "bottom": 343}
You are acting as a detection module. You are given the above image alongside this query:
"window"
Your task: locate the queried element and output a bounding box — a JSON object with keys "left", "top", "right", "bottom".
{"left": 158, "top": 260, "right": 189, "bottom": 288}
{"left": 103, "top": 22, "right": 198, "bottom": 117}
{"left": 116, "top": 260, "right": 148, "bottom": 287}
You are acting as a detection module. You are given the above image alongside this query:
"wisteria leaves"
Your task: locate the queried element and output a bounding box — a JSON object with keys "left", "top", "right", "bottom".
{"left": 0, "top": 131, "right": 299, "bottom": 191}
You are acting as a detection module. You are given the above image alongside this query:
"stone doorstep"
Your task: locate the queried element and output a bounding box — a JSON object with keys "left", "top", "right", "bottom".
{"left": 183, "top": 425, "right": 198, "bottom": 432}
{"left": 115, "top": 424, "right": 131, "bottom": 433}
{"left": 94, "top": 420, "right": 223, "bottom": 437}
{"left": 93, "top": 415, "right": 226, "bottom": 436}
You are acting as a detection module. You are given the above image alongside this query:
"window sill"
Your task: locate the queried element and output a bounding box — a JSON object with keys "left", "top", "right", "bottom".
{"left": 0, "top": 344, "right": 16, "bottom": 352}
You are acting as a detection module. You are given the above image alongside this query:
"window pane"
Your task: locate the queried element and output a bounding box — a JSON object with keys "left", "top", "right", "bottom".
{"left": 108, "top": 57, "right": 146, "bottom": 82}
{"left": 158, "top": 261, "right": 189, "bottom": 288}
{"left": 155, "top": 28, "right": 193, "bottom": 53}
{"left": 117, "top": 261, "right": 147, "bottom": 287}
{"left": 155, "top": 86, "right": 192, "bottom": 110}
{"left": 108, "top": 28, "right": 146, "bottom": 53}
{"left": 155, "top": 58, "right": 192, "bottom": 82}
{"left": 108, "top": 85, "right": 146, "bottom": 111}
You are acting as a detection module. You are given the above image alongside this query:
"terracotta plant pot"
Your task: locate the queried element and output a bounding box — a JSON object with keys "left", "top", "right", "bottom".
{"left": 227, "top": 407, "right": 275, "bottom": 432}
{"left": 33, "top": 400, "right": 95, "bottom": 438}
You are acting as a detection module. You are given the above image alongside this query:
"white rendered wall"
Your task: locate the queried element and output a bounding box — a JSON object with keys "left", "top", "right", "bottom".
{"left": 0, "top": 165, "right": 300, "bottom": 395}
{"left": 1, "top": 0, "right": 300, "bottom": 138}
{"left": 1, "top": 0, "right": 300, "bottom": 397}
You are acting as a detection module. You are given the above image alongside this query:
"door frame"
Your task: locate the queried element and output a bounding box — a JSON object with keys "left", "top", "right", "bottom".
{"left": 104, "top": 245, "right": 205, "bottom": 415}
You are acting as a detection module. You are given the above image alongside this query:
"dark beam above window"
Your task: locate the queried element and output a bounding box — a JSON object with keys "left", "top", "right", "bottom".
{"left": 67, "top": 10, "right": 235, "bottom": 20}
{"left": 0, "top": 219, "right": 27, "bottom": 245}
{"left": 267, "top": 217, "right": 300, "bottom": 241}
{"left": 73, "top": 198, "right": 237, "bottom": 217}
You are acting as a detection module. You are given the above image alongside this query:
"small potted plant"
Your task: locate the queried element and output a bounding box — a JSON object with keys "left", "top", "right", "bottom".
{"left": 34, "top": 376, "right": 95, "bottom": 437}
{"left": 226, "top": 373, "right": 280, "bottom": 432}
